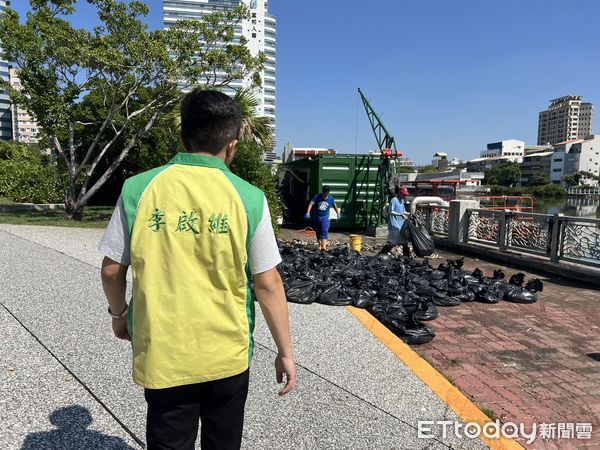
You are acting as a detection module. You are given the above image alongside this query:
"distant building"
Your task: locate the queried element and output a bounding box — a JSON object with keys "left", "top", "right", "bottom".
{"left": 9, "top": 68, "right": 42, "bottom": 144}
{"left": 263, "top": 151, "right": 278, "bottom": 164}
{"left": 537, "top": 96, "right": 594, "bottom": 145}
{"left": 481, "top": 140, "right": 525, "bottom": 162}
{"left": 283, "top": 144, "right": 336, "bottom": 163}
{"left": 396, "top": 171, "right": 486, "bottom": 197}
{"left": 524, "top": 144, "right": 553, "bottom": 155}
{"left": 0, "top": 0, "right": 12, "bottom": 140}
{"left": 431, "top": 152, "right": 448, "bottom": 170}
{"left": 163, "top": 0, "right": 277, "bottom": 148}
{"left": 467, "top": 156, "right": 514, "bottom": 173}
{"left": 550, "top": 136, "right": 600, "bottom": 185}
{"left": 396, "top": 156, "right": 414, "bottom": 167}
{"left": 413, "top": 171, "right": 484, "bottom": 187}
{"left": 520, "top": 150, "right": 554, "bottom": 186}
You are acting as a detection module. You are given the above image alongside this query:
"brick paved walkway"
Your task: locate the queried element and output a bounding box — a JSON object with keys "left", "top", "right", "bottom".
{"left": 418, "top": 249, "right": 600, "bottom": 450}
{"left": 279, "top": 228, "right": 600, "bottom": 449}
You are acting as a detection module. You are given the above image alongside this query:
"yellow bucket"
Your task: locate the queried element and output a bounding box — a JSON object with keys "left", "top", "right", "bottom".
{"left": 349, "top": 234, "right": 363, "bottom": 252}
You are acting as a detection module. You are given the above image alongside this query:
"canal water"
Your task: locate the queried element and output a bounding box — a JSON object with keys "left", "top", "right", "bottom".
{"left": 534, "top": 197, "right": 600, "bottom": 219}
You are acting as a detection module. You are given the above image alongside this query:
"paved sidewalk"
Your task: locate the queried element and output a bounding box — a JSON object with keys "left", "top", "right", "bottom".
{"left": 416, "top": 249, "right": 600, "bottom": 450}
{"left": 0, "top": 224, "right": 487, "bottom": 450}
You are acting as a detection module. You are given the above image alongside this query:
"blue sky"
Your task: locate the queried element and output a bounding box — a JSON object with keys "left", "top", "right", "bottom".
{"left": 12, "top": 0, "right": 600, "bottom": 163}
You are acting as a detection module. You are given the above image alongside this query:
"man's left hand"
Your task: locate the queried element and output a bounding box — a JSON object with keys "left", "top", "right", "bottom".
{"left": 112, "top": 317, "right": 131, "bottom": 341}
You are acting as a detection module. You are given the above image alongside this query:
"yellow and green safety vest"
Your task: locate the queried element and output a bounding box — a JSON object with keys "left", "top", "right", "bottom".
{"left": 121, "top": 153, "right": 264, "bottom": 389}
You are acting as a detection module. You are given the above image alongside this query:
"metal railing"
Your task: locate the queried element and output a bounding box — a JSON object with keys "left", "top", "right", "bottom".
{"left": 466, "top": 209, "right": 501, "bottom": 246}
{"left": 560, "top": 216, "right": 600, "bottom": 266}
{"left": 567, "top": 187, "right": 600, "bottom": 196}
{"left": 463, "top": 209, "right": 600, "bottom": 268}
{"left": 415, "top": 205, "right": 450, "bottom": 237}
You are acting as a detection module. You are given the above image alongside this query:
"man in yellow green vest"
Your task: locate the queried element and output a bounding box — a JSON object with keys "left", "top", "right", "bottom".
{"left": 98, "top": 89, "right": 296, "bottom": 450}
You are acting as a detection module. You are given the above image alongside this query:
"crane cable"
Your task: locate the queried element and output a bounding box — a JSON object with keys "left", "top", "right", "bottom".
{"left": 354, "top": 91, "right": 359, "bottom": 154}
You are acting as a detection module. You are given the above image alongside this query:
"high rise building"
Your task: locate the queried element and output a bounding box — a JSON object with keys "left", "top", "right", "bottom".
{"left": 163, "top": 0, "right": 276, "bottom": 147}
{"left": 537, "top": 96, "right": 594, "bottom": 145}
{"left": 9, "top": 68, "right": 42, "bottom": 143}
{"left": 0, "top": 0, "right": 13, "bottom": 140}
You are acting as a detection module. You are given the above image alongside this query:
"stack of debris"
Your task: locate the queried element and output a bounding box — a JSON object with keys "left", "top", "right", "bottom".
{"left": 277, "top": 244, "right": 544, "bottom": 345}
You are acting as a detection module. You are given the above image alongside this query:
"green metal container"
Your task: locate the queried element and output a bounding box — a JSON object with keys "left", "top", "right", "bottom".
{"left": 281, "top": 154, "right": 384, "bottom": 229}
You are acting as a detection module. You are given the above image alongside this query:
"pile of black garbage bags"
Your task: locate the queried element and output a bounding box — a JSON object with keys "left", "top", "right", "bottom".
{"left": 278, "top": 244, "right": 544, "bottom": 345}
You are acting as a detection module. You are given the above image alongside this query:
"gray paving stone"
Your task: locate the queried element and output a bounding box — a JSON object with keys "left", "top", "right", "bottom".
{"left": 0, "top": 306, "right": 140, "bottom": 449}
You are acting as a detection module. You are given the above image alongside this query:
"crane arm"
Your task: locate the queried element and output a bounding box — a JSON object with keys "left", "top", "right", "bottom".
{"left": 358, "top": 87, "right": 396, "bottom": 152}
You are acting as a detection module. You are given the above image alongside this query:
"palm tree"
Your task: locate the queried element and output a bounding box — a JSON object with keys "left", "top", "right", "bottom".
{"left": 233, "top": 87, "right": 274, "bottom": 149}
{"left": 163, "top": 87, "right": 274, "bottom": 149}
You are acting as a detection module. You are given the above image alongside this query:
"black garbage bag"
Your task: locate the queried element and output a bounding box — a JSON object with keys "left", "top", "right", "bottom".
{"left": 509, "top": 273, "right": 526, "bottom": 287}
{"left": 407, "top": 277, "right": 430, "bottom": 289}
{"left": 402, "top": 290, "right": 421, "bottom": 304}
{"left": 526, "top": 278, "right": 544, "bottom": 293}
{"left": 415, "top": 285, "right": 461, "bottom": 307}
{"left": 447, "top": 257, "right": 465, "bottom": 270}
{"left": 476, "top": 283, "right": 505, "bottom": 304}
{"left": 471, "top": 268, "right": 484, "bottom": 279}
{"left": 317, "top": 283, "right": 354, "bottom": 306}
{"left": 368, "top": 303, "right": 387, "bottom": 320}
{"left": 426, "top": 270, "right": 446, "bottom": 281}
{"left": 381, "top": 316, "right": 408, "bottom": 336}
{"left": 398, "top": 317, "right": 436, "bottom": 345}
{"left": 493, "top": 269, "right": 506, "bottom": 280}
{"left": 430, "top": 279, "right": 449, "bottom": 292}
{"left": 432, "top": 295, "right": 462, "bottom": 307}
{"left": 379, "top": 303, "right": 409, "bottom": 335}
{"left": 461, "top": 275, "right": 485, "bottom": 297}
{"left": 504, "top": 285, "right": 538, "bottom": 304}
{"left": 414, "top": 285, "right": 440, "bottom": 297}
{"left": 285, "top": 278, "right": 321, "bottom": 304}
{"left": 413, "top": 301, "right": 438, "bottom": 321}
{"left": 344, "top": 269, "right": 364, "bottom": 287}
{"left": 453, "top": 290, "right": 476, "bottom": 302}
{"left": 406, "top": 218, "right": 435, "bottom": 257}
{"left": 378, "top": 291, "right": 404, "bottom": 304}
{"left": 385, "top": 302, "right": 409, "bottom": 321}
{"left": 353, "top": 289, "right": 377, "bottom": 309}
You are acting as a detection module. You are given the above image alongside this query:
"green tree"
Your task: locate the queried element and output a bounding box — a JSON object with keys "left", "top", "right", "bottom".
{"left": 229, "top": 89, "right": 280, "bottom": 231}
{"left": 562, "top": 171, "right": 600, "bottom": 187}
{"left": 0, "top": 0, "right": 264, "bottom": 219}
{"left": 233, "top": 88, "right": 274, "bottom": 150}
{"left": 418, "top": 165, "right": 438, "bottom": 173}
{"left": 0, "top": 141, "right": 67, "bottom": 203}
{"left": 396, "top": 166, "right": 417, "bottom": 174}
{"left": 529, "top": 174, "right": 550, "bottom": 187}
{"left": 483, "top": 162, "right": 521, "bottom": 187}
{"left": 230, "top": 142, "right": 282, "bottom": 232}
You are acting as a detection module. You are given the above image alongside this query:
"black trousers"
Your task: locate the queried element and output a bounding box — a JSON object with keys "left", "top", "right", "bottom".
{"left": 145, "top": 370, "right": 250, "bottom": 450}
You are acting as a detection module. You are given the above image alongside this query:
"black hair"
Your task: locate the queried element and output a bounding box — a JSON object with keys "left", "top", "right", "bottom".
{"left": 180, "top": 89, "right": 242, "bottom": 155}
{"left": 322, "top": 185, "right": 331, "bottom": 194}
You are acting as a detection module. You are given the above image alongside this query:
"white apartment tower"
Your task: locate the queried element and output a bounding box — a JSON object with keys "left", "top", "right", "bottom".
{"left": 163, "top": 0, "right": 276, "bottom": 147}
{"left": 0, "top": 0, "right": 13, "bottom": 140}
{"left": 537, "top": 96, "right": 594, "bottom": 145}
{"left": 9, "top": 68, "right": 42, "bottom": 143}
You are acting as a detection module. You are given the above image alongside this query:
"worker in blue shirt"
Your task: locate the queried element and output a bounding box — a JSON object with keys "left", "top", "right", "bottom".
{"left": 305, "top": 185, "right": 340, "bottom": 252}
{"left": 381, "top": 186, "right": 411, "bottom": 256}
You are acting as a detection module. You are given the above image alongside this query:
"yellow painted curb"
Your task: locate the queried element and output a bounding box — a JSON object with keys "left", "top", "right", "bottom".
{"left": 347, "top": 306, "right": 524, "bottom": 450}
